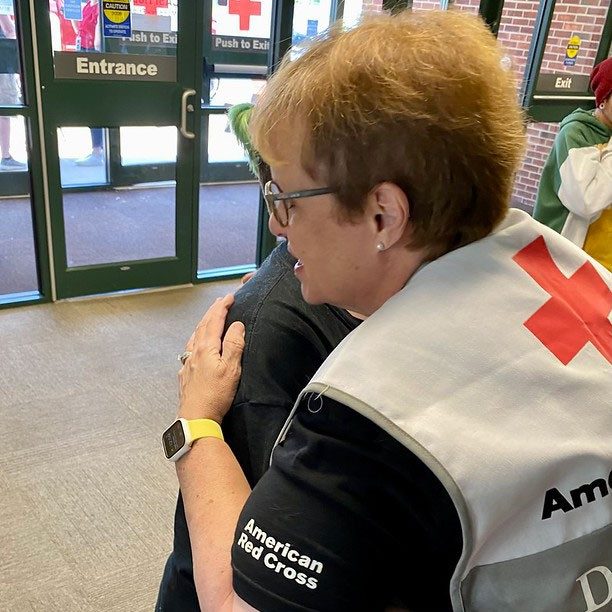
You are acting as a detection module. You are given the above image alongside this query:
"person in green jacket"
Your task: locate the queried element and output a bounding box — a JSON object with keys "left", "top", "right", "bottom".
{"left": 533, "top": 57, "right": 612, "bottom": 270}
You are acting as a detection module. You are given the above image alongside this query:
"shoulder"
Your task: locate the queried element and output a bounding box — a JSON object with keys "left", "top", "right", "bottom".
{"left": 227, "top": 243, "right": 359, "bottom": 407}
{"left": 557, "top": 111, "right": 608, "bottom": 149}
{"left": 233, "top": 396, "right": 461, "bottom": 611}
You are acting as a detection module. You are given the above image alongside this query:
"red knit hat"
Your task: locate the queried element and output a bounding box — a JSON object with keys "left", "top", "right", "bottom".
{"left": 590, "top": 57, "right": 612, "bottom": 106}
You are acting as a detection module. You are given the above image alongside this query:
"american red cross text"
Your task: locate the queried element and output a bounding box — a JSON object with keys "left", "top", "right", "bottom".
{"left": 513, "top": 236, "right": 612, "bottom": 365}
{"left": 228, "top": 0, "right": 261, "bottom": 30}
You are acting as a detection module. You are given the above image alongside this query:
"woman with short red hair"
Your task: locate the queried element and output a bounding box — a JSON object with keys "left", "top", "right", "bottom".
{"left": 169, "top": 11, "right": 611, "bottom": 612}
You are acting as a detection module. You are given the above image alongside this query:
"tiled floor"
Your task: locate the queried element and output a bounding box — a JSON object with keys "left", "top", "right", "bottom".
{"left": 0, "top": 278, "right": 236, "bottom": 611}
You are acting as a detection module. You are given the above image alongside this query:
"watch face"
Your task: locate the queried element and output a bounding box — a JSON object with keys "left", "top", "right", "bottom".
{"left": 162, "top": 420, "right": 185, "bottom": 459}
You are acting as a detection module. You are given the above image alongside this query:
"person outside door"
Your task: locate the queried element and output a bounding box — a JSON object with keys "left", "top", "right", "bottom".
{"left": 72, "top": 0, "right": 104, "bottom": 166}
{"left": 0, "top": 13, "right": 27, "bottom": 171}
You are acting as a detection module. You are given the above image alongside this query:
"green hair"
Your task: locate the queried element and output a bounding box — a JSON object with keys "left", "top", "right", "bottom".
{"left": 227, "top": 103, "right": 269, "bottom": 183}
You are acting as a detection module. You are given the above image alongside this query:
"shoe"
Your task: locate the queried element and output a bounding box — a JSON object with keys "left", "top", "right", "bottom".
{"left": 0, "top": 156, "right": 27, "bottom": 171}
{"left": 75, "top": 151, "right": 104, "bottom": 166}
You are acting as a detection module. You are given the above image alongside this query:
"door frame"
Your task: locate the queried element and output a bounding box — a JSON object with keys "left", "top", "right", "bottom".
{"left": 0, "top": 0, "right": 52, "bottom": 309}
{"left": 32, "top": 0, "right": 204, "bottom": 299}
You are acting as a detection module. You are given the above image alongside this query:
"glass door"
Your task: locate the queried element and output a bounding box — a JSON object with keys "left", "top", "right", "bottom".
{"left": 0, "top": 0, "right": 50, "bottom": 307}
{"left": 34, "top": 0, "right": 202, "bottom": 299}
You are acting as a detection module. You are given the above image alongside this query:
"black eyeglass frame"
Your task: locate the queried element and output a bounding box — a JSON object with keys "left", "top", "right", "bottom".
{"left": 263, "top": 180, "right": 334, "bottom": 227}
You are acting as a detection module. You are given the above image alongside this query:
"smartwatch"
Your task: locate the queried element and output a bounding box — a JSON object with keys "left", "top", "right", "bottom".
{"left": 161, "top": 418, "right": 224, "bottom": 461}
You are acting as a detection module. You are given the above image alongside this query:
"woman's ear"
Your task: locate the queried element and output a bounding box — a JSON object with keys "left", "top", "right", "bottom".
{"left": 370, "top": 182, "right": 410, "bottom": 249}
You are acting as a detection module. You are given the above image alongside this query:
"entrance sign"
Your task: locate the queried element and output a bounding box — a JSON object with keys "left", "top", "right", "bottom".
{"left": 54, "top": 51, "right": 176, "bottom": 81}
{"left": 103, "top": 1, "right": 132, "bottom": 38}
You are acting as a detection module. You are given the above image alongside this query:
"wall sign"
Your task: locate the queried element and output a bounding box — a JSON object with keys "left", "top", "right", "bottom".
{"left": 63, "top": 0, "right": 83, "bottom": 20}
{"left": 211, "top": 0, "right": 271, "bottom": 56}
{"left": 563, "top": 35, "right": 581, "bottom": 67}
{"left": 131, "top": 14, "right": 172, "bottom": 33}
{"left": 133, "top": 0, "right": 168, "bottom": 15}
{"left": 103, "top": 1, "right": 132, "bottom": 38}
{"left": 54, "top": 51, "right": 176, "bottom": 81}
{"left": 536, "top": 73, "right": 591, "bottom": 95}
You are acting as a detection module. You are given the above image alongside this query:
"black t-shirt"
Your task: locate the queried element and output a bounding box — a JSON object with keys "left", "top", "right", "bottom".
{"left": 232, "top": 396, "right": 463, "bottom": 612}
{"left": 156, "top": 242, "right": 360, "bottom": 612}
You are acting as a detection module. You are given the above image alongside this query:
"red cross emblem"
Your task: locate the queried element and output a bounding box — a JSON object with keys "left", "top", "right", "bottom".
{"left": 133, "top": 0, "right": 168, "bottom": 16}
{"left": 513, "top": 236, "right": 612, "bottom": 365}
{"left": 228, "top": 0, "right": 261, "bottom": 30}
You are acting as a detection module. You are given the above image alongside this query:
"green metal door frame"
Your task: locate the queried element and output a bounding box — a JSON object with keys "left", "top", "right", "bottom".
{"left": 200, "top": 0, "right": 269, "bottom": 185}
{"left": 0, "top": 0, "right": 51, "bottom": 309}
{"left": 32, "top": 1, "right": 204, "bottom": 299}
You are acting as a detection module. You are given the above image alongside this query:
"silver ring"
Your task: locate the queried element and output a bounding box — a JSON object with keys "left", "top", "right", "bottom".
{"left": 178, "top": 351, "right": 192, "bottom": 365}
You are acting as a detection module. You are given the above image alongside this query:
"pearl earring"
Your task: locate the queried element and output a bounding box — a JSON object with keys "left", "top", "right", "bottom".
{"left": 376, "top": 242, "right": 385, "bottom": 252}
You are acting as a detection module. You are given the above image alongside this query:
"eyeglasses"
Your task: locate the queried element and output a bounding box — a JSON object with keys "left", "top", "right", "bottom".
{"left": 263, "top": 180, "right": 334, "bottom": 227}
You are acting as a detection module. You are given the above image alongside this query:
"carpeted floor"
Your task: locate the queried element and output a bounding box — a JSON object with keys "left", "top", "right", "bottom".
{"left": 0, "top": 279, "right": 236, "bottom": 611}
{"left": 0, "top": 182, "right": 260, "bottom": 296}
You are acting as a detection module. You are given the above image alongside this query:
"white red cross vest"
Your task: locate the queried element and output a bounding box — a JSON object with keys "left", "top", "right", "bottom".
{"left": 276, "top": 210, "right": 612, "bottom": 611}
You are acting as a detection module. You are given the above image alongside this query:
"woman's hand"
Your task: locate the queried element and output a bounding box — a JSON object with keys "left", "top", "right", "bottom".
{"left": 178, "top": 294, "right": 245, "bottom": 424}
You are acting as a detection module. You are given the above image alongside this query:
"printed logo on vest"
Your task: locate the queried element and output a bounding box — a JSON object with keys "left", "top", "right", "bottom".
{"left": 512, "top": 236, "right": 612, "bottom": 365}
{"left": 542, "top": 470, "right": 611, "bottom": 520}
{"left": 236, "top": 518, "right": 322, "bottom": 589}
{"left": 576, "top": 566, "right": 612, "bottom": 612}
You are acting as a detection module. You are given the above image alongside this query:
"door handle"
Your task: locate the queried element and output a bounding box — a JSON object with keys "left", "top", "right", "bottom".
{"left": 180, "top": 89, "right": 196, "bottom": 139}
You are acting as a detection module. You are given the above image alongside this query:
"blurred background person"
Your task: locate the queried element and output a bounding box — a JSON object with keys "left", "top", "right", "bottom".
{"left": 71, "top": 0, "right": 104, "bottom": 166}
{"left": 534, "top": 56, "right": 612, "bottom": 270}
{"left": 0, "top": 13, "right": 26, "bottom": 171}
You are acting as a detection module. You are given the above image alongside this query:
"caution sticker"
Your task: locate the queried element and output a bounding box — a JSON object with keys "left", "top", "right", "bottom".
{"left": 564, "top": 35, "right": 581, "bottom": 67}
{"left": 103, "top": 1, "right": 131, "bottom": 38}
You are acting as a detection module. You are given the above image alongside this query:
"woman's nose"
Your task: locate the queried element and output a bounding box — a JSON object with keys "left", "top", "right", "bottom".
{"left": 268, "top": 213, "right": 286, "bottom": 238}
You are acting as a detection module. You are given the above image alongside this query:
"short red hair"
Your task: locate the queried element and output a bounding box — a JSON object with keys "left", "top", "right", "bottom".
{"left": 251, "top": 10, "right": 526, "bottom": 258}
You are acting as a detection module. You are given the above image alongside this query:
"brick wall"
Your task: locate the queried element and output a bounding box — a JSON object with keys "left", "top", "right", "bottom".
{"left": 344, "top": 0, "right": 606, "bottom": 209}
{"left": 496, "top": 0, "right": 607, "bottom": 208}
{"left": 361, "top": 0, "right": 384, "bottom": 12}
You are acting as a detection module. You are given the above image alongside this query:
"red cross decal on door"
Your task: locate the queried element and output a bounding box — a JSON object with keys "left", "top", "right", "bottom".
{"left": 228, "top": 0, "right": 261, "bottom": 31}
{"left": 513, "top": 236, "right": 612, "bottom": 365}
{"left": 133, "top": 0, "right": 168, "bottom": 16}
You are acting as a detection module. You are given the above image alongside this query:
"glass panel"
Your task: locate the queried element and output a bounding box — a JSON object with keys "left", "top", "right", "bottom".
{"left": 496, "top": 0, "right": 541, "bottom": 98}
{"left": 59, "top": 125, "right": 177, "bottom": 267}
{"left": 0, "top": 0, "right": 23, "bottom": 105}
{"left": 341, "top": 0, "right": 366, "bottom": 26}
{"left": 0, "top": 115, "right": 38, "bottom": 296}
{"left": 539, "top": 0, "right": 608, "bottom": 79}
{"left": 210, "top": 0, "right": 273, "bottom": 52}
{"left": 208, "top": 113, "right": 248, "bottom": 163}
{"left": 208, "top": 78, "right": 265, "bottom": 164}
{"left": 120, "top": 126, "right": 176, "bottom": 165}
{"left": 57, "top": 127, "right": 108, "bottom": 187}
{"left": 49, "top": 0, "right": 178, "bottom": 56}
{"left": 198, "top": 182, "right": 259, "bottom": 271}
{"left": 210, "top": 76, "right": 265, "bottom": 106}
{"left": 292, "top": 0, "right": 334, "bottom": 46}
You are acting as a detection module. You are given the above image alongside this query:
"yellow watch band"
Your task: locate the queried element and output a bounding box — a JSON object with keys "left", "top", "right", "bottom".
{"left": 187, "top": 418, "right": 224, "bottom": 442}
